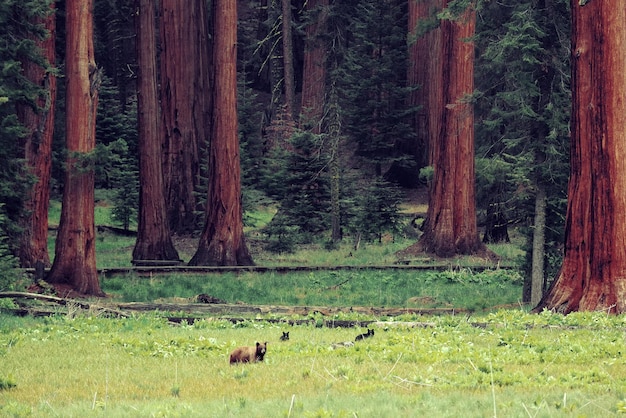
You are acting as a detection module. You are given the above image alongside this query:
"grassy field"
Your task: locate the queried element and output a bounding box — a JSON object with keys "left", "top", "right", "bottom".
{"left": 4, "top": 200, "right": 601, "bottom": 416}
{"left": 1, "top": 311, "right": 625, "bottom": 417}
{"left": 100, "top": 268, "right": 523, "bottom": 311}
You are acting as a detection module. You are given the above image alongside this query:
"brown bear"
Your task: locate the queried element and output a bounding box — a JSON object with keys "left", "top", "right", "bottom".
{"left": 229, "top": 342, "right": 267, "bottom": 364}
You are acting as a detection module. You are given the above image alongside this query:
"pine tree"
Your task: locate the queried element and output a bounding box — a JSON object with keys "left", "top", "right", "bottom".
{"left": 475, "top": 0, "right": 571, "bottom": 301}
{"left": 0, "top": 0, "right": 54, "bottom": 260}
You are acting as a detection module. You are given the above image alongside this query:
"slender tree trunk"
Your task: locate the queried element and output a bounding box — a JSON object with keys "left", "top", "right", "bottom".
{"left": 530, "top": 184, "right": 546, "bottom": 306}
{"left": 189, "top": 0, "right": 253, "bottom": 266}
{"left": 328, "top": 81, "right": 342, "bottom": 243}
{"left": 409, "top": 1, "right": 489, "bottom": 258}
{"left": 159, "top": 0, "right": 211, "bottom": 234}
{"left": 534, "top": 1, "right": 626, "bottom": 314}
{"left": 16, "top": 2, "right": 56, "bottom": 268}
{"left": 47, "top": 0, "right": 103, "bottom": 296}
{"left": 299, "top": 0, "right": 328, "bottom": 133}
{"left": 281, "top": 0, "right": 295, "bottom": 120}
{"left": 132, "top": 0, "right": 180, "bottom": 262}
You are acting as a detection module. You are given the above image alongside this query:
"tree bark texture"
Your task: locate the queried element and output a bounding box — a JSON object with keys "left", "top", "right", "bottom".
{"left": 281, "top": 0, "right": 296, "bottom": 120}
{"left": 189, "top": 0, "right": 253, "bottom": 266}
{"left": 159, "top": 0, "right": 211, "bottom": 234}
{"left": 534, "top": 1, "right": 626, "bottom": 314}
{"left": 132, "top": 0, "right": 180, "bottom": 262}
{"left": 299, "top": 0, "right": 328, "bottom": 133}
{"left": 47, "top": 0, "right": 103, "bottom": 296}
{"left": 416, "top": 2, "right": 486, "bottom": 258}
{"left": 407, "top": 0, "right": 441, "bottom": 170}
{"left": 530, "top": 184, "right": 547, "bottom": 306}
{"left": 16, "top": 3, "right": 56, "bottom": 268}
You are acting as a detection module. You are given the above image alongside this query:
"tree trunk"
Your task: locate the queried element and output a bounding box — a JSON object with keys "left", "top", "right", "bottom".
{"left": 534, "top": 1, "right": 626, "bottom": 314}
{"left": 328, "top": 81, "right": 342, "bottom": 243}
{"left": 189, "top": 0, "right": 253, "bottom": 266}
{"left": 411, "top": 1, "right": 489, "bottom": 258}
{"left": 159, "top": 0, "right": 211, "bottom": 234}
{"left": 530, "top": 184, "right": 546, "bottom": 306}
{"left": 16, "top": 3, "right": 56, "bottom": 268}
{"left": 407, "top": 0, "right": 441, "bottom": 170}
{"left": 299, "top": 0, "right": 328, "bottom": 133}
{"left": 132, "top": 0, "right": 180, "bottom": 263}
{"left": 47, "top": 0, "right": 103, "bottom": 296}
{"left": 281, "top": 0, "right": 295, "bottom": 120}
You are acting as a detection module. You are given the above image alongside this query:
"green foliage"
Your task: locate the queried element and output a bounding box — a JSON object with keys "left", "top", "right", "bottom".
{"left": 0, "top": 374, "right": 16, "bottom": 391}
{"left": 345, "top": 178, "right": 403, "bottom": 243}
{"left": 0, "top": 207, "right": 19, "bottom": 291}
{"left": 335, "top": 0, "right": 416, "bottom": 177}
{"left": 475, "top": 0, "right": 571, "bottom": 277}
{"left": 0, "top": 1, "right": 54, "bottom": 253}
{"left": 263, "top": 131, "right": 331, "bottom": 252}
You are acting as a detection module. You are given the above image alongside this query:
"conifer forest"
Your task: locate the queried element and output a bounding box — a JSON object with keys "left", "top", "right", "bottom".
{"left": 1, "top": 0, "right": 626, "bottom": 313}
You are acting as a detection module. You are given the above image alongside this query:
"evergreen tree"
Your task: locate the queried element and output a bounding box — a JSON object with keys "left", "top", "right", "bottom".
{"left": 474, "top": 0, "right": 570, "bottom": 296}
{"left": 337, "top": 0, "right": 415, "bottom": 179}
{"left": 0, "top": 0, "right": 53, "bottom": 254}
{"left": 263, "top": 130, "right": 331, "bottom": 253}
{"left": 327, "top": 0, "right": 413, "bottom": 247}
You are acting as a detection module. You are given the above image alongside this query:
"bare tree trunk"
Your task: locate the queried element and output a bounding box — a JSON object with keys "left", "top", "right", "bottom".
{"left": 530, "top": 184, "right": 546, "bottom": 306}
{"left": 159, "top": 0, "right": 211, "bottom": 234}
{"left": 16, "top": 2, "right": 56, "bottom": 268}
{"left": 407, "top": 0, "right": 441, "bottom": 170}
{"left": 281, "top": 0, "right": 295, "bottom": 120}
{"left": 534, "top": 1, "right": 626, "bottom": 314}
{"left": 189, "top": 0, "right": 253, "bottom": 266}
{"left": 328, "top": 81, "right": 342, "bottom": 243}
{"left": 47, "top": 0, "right": 103, "bottom": 296}
{"left": 409, "top": 1, "right": 490, "bottom": 258}
{"left": 132, "top": 0, "right": 180, "bottom": 262}
{"left": 299, "top": 0, "right": 328, "bottom": 133}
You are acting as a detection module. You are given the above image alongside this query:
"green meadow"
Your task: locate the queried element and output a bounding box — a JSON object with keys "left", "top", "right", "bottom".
{"left": 1, "top": 310, "right": 625, "bottom": 417}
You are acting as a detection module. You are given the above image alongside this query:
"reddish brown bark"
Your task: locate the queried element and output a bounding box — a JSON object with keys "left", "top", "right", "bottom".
{"left": 16, "top": 3, "right": 56, "bottom": 268}
{"left": 534, "top": 1, "right": 626, "bottom": 314}
{"left": 159, "top": 0, "right": 211, "bottom": 234}
{"left": 132, "top": 0, "right": 179, "bottom": 262}
{"left": 189, "top": 0, "right": 253, "bottom": 266}
{"left": 408, "top": 1, "right": 487, "bottom": 258}
{"left": 281, "top": 0, "right": 295, "bottom": 120}
{"left": 47, "top": 0, "right": 103, "bottom": 296}
{"left": 407, "top": 0, "right": 441, "bottom": 169}
{"left": 299, "top": 0, "right": 328, "bottom": 133}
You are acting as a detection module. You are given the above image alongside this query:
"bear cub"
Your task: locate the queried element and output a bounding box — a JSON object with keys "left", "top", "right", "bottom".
{"left": 280, "top": 331, "right": 290, "bottom": 341}
{"left": 355, "top": 328, "right": 374, "bottom": 341}
{"left": 229, "top": 342, "right": 267, "bottom": 364}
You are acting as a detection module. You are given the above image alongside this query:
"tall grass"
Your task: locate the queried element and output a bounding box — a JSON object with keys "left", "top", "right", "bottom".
{"left": 1, "top": 311, "right": 624, "bottom": 417}
{"left": 101, "top": 268, "right": 523, "bottom": 311}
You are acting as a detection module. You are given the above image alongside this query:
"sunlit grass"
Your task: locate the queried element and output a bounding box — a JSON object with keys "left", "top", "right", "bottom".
{"left": 1, "top": 312, "right": 624, "bottom": 417}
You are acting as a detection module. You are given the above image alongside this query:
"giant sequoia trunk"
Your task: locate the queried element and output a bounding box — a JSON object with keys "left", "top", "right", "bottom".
{"left": 407, "top": 0, "right": 440, "bottom": 170}
{"left": 408, "top": 1, "right": 488, "bottom": 258}
{"left": 281, "top": 0, "right": 296, "bottom": 120}
{"left": 299, "top": 0, "right": 328, "bottom": 133}
{"left": 159, "top": 0, "right": 211, "bottom": 234}
{"left": 189, "top": 0, "right": 253, "bottom": 266}
{"left": 16, "top": 3, "right": 56, "bottom": 268}
{"left": 47, "top": 0, "right": 103, "bottom": 296}
{"left": 534, "top": 1, "right": 626, "bottom": 314}
{"left": 132, "top": 0, "right": 179, "bottom": 263}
